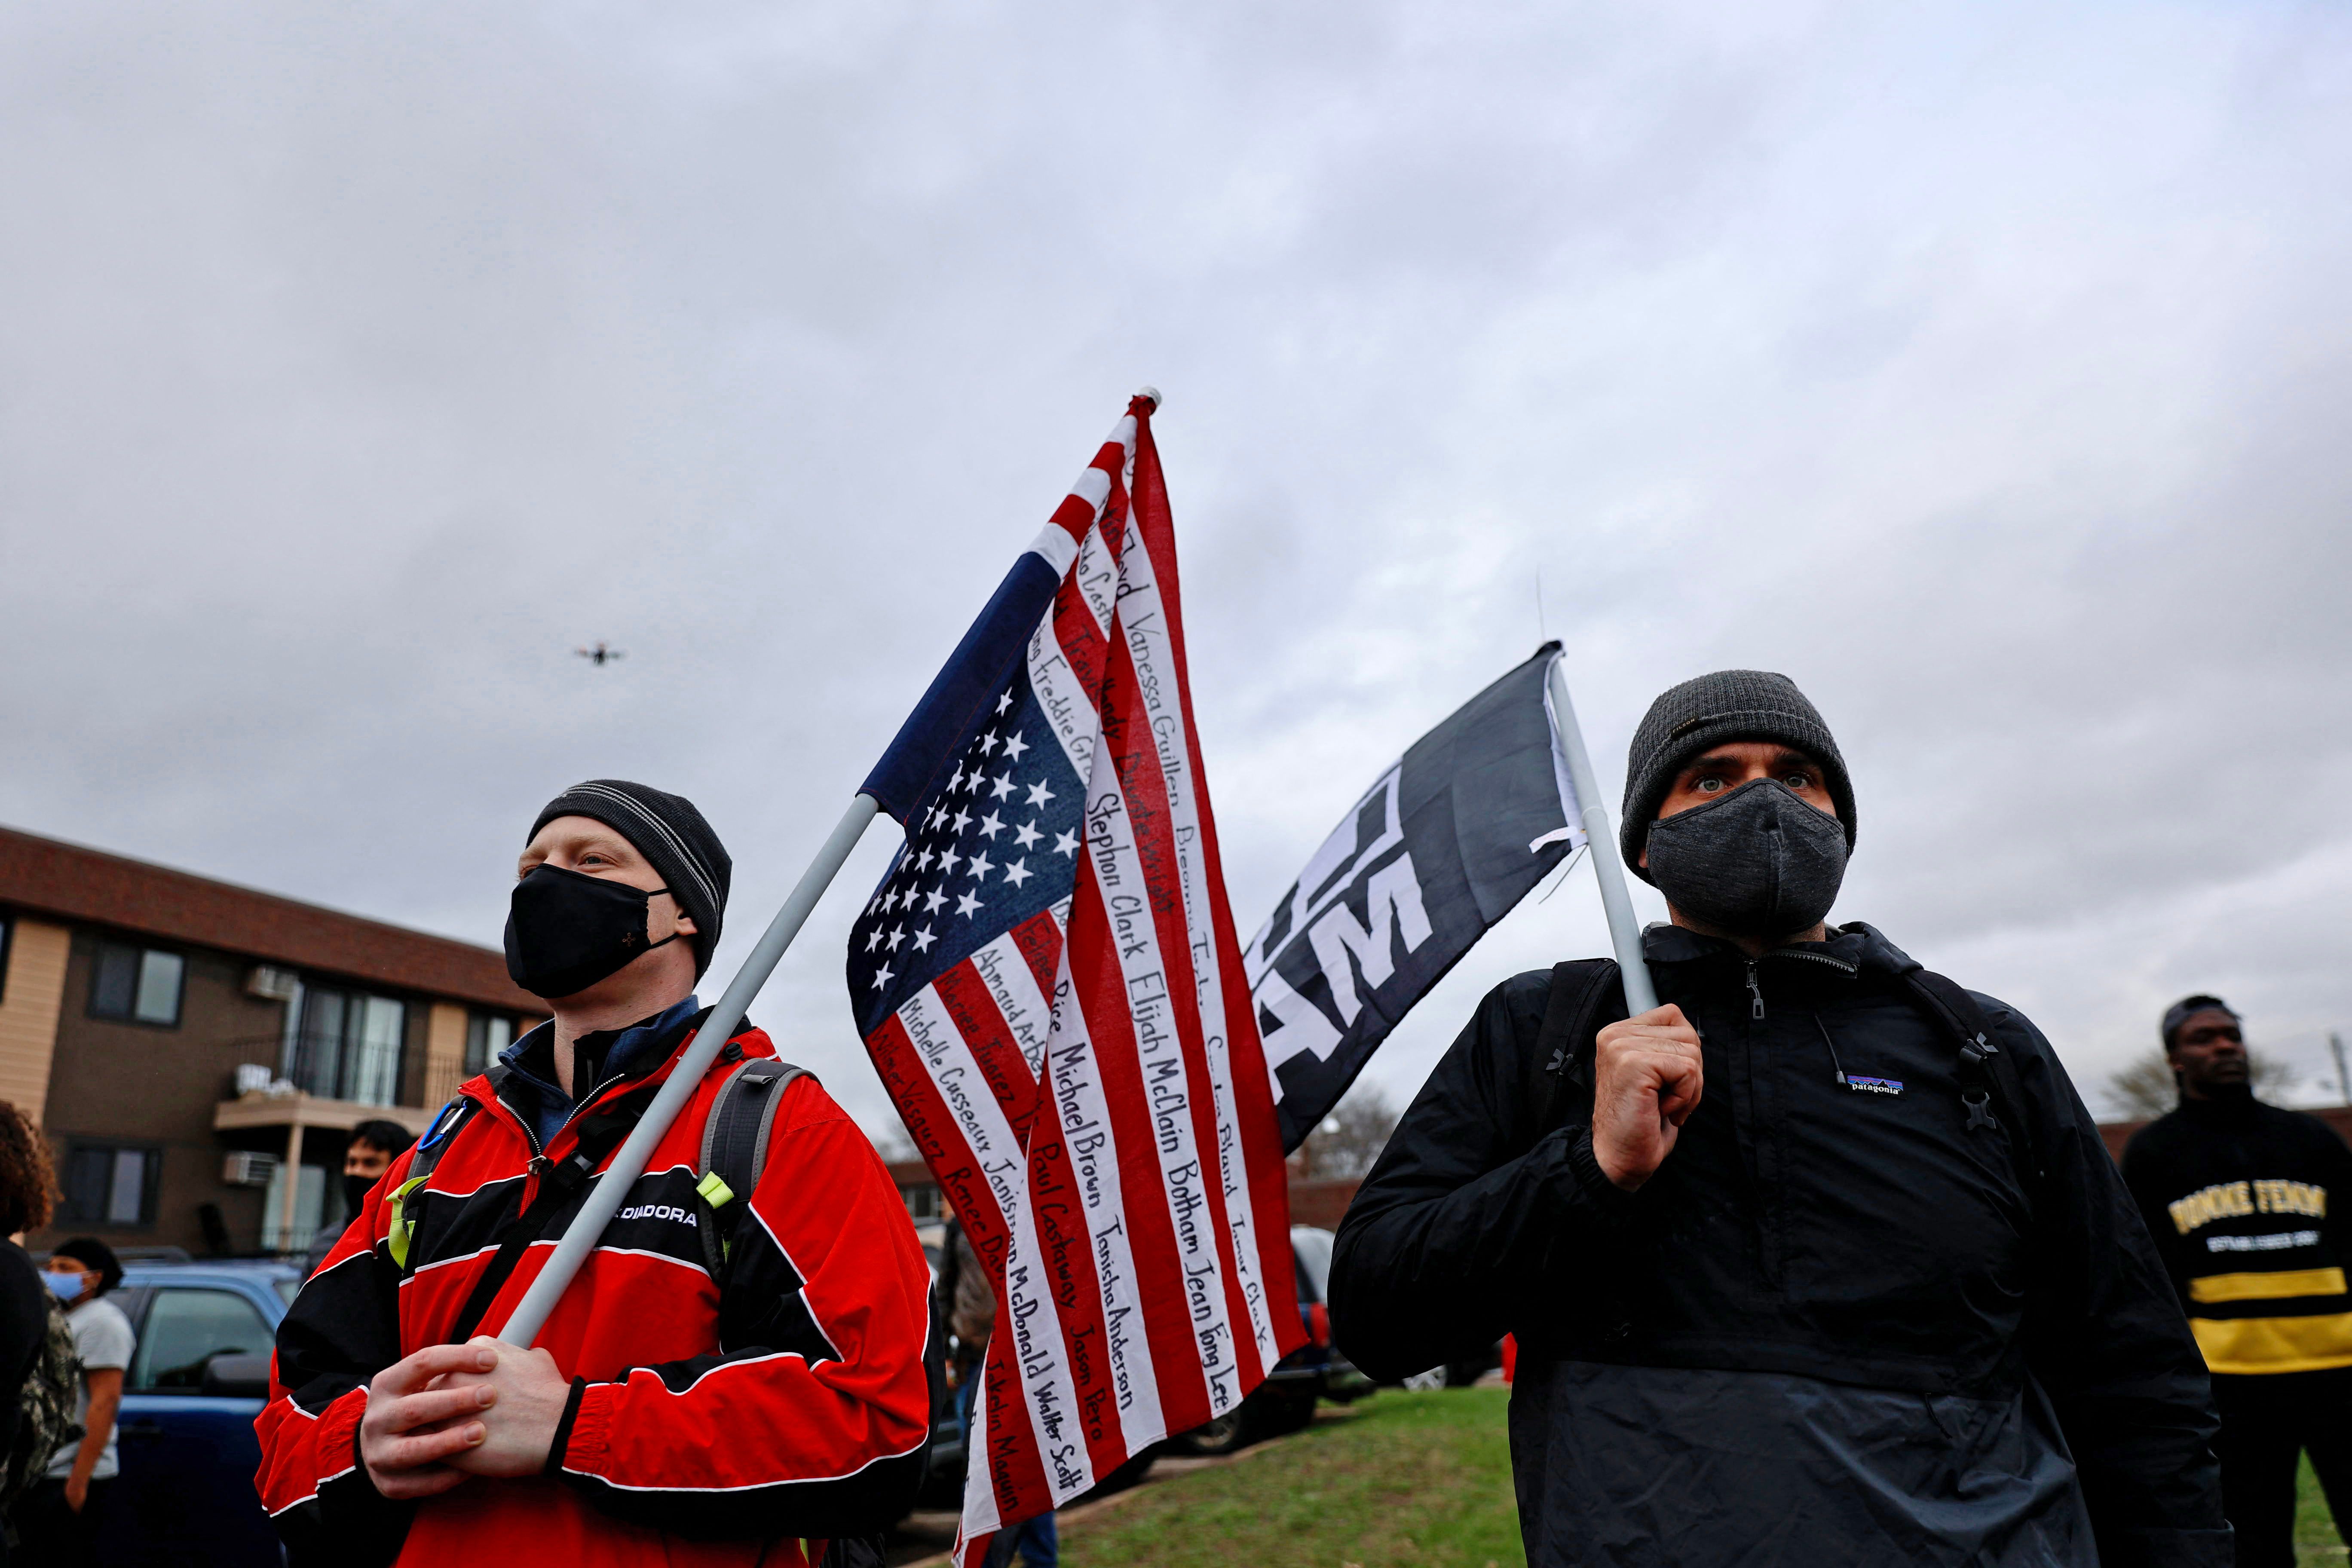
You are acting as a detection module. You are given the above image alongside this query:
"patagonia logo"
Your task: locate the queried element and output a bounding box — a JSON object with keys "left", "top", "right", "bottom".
{"left": 1844, "top": 1075, "right": 1905, "bottom": 1096}
{"left": 616, "top": 1202, "right": 699, "bottom": 1227}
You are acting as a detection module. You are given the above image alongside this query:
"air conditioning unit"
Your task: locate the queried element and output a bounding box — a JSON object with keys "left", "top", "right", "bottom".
{"left": 246, "top": 965, "right": 299, "bottom": 1001}
{"left": 234, "top": 1063, "right": 274, "bottom": 1097}
{"left": 222, "top": 1152, "right": 278, "bottom": 1188}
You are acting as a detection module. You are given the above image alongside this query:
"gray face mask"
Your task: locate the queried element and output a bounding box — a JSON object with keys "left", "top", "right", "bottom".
{"left": 1644, "top": 779, "right": 1848, "bottom": 940}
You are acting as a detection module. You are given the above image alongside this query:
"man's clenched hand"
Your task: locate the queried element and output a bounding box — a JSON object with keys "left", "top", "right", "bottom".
{"left": 435, "top": 1338, "right": 570, "bottom": 1478}
{"left": 1590, "top": 1004, "right": 1704, "bottom": 1191}
{"left": 360, "top": 1343, "right": 500, "bottom": 1499}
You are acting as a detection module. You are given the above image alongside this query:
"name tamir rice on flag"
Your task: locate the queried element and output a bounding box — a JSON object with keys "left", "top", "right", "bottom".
{"left": 846, "top": 393, "right": 1303, "bottom": 1556}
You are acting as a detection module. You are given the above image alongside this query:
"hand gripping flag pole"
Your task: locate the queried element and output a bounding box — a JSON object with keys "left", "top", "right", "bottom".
{"left": 1543, "top": 654, "right": 1660, "bottom": 1015}
{"left": 496, "top": 795, "right": 882, "bottom": 1349}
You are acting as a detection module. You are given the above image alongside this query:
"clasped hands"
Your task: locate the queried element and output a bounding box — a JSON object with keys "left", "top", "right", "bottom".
{"left": 1589, "top": 1004, "right": 1705, "bottom": 1192}
{"left": 359, "top": 1337, "right": 573, "bottom": 1499}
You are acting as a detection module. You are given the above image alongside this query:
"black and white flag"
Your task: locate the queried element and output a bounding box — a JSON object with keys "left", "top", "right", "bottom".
{"left": 1246, "top": 642, "right": 1586, "bottom": 1151}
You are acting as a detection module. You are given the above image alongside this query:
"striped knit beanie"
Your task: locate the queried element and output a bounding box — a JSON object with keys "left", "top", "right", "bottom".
{"left": 531, "top": 780, "right": 730, "bottom": 977}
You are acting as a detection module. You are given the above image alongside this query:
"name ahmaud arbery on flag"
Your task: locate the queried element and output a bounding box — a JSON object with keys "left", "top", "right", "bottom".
{"left": 846, "top": 394, "right": 1302, "bottom": 1554}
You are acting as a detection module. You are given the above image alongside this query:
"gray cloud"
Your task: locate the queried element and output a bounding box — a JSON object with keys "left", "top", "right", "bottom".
{"left": 3, "top": 0, "right": 2346, "bottom": 1134}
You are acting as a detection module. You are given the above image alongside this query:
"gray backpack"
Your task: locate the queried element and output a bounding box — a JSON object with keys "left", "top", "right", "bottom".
{"left": 3, "top": 1298, "right": 82, "bottom": 1510}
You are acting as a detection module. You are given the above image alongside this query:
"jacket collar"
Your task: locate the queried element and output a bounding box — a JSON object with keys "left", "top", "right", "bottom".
{"left": 1641, "top": 920, "right": 1920, "bottom": 982}
{"left": 492, "top": 995, "right": 703, "bottom": 1147}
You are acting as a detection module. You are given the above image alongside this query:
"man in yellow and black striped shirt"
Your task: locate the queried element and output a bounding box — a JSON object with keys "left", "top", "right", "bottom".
{"left": 2124, "top": 995, "right": 2352, "bottom": 1568}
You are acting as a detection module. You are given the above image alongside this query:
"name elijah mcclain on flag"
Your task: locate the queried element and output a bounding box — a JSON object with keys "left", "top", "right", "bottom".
{"left": 845, "top": 393, "right": 1302, "bottom": 1559}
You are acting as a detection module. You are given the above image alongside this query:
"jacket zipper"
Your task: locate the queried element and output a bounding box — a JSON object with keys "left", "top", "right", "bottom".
{"left": 1745, "top": 959, "right": 1765, "bottom": 1019}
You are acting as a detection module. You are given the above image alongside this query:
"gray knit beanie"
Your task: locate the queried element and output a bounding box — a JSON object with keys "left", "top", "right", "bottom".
{"left": 1619, "top": 671, "right": 1856, "bottom": 885}
{"left": 531, "top": 780, "right": 731, "bottom": 977}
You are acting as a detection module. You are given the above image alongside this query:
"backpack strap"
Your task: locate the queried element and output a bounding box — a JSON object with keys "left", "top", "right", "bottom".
{"left": 1529, "top": 959, "right": 1628, "bottom": 1138}
{"left": 1905, "top": 970, "right": 2049, "bottom": 1192}
{"left": 385, "top": 1096, "right": 478, "bottom": 1270}
{"left": 694, "top": 1057, "right": 811, "bottom": 1280}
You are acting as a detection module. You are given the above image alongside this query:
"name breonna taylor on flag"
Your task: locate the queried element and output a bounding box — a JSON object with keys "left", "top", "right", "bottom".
{"left": 846, "top": 392, "right": 1303, "bottom": 1559}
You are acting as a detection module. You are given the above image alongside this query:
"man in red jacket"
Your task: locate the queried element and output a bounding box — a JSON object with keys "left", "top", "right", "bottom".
{"left": 257, "top": 780, "right": 932, "bottom": 1568}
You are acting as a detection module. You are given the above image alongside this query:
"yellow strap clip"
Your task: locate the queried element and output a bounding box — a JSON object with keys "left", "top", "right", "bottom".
{"left": 696, "top": 1170, "right": 735, "bottom": 1210}
{"left": 385, "top": 1175, "right": 429, "bottom": 1269}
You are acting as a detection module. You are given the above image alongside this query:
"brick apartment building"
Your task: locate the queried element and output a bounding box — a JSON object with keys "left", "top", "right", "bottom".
{"left": 0, "top": 824, "right": 541, "bottom": 1258}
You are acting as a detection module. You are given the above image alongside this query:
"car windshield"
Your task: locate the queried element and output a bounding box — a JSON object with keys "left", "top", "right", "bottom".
{"left": 1290, "top": 1227, "right": 1335, "bottom": 1303}
{"left": 274, "top": 1277, "right": 300, "bottom": 1306}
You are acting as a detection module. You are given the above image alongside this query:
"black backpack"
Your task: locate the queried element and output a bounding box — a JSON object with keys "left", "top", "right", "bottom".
{"left": 1525, "top": 958, "right": 2049, "bottom": 1200}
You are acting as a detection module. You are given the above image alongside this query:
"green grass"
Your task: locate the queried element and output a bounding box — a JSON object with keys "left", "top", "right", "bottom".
{"left": 2300, "top": 1455, "right": 2347, "bottom": 1565}
{"left": 1060, "top": 1387, "right": 2352, "bottom": 1566}
{"left": 1061, "top": 1388, "right": 1524, "bottom": 1568}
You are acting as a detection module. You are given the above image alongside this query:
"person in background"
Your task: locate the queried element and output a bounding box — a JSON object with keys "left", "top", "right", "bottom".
{"left": 0, "top": 1104, "right": 58, "bottom": 1568}
{"left": 305, "top": 1119, "right": 419, "bottom": 1276}
{"left": 18, "top": 1237, "right": 133, "bottom": 1561}
{"left": 2122, "top": 996, "right": 2352, "bottom": 1568}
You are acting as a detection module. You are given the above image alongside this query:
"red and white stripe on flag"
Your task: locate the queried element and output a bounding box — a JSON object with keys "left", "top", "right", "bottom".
{"left": 859, "top": 398, "right": 1304, "bottom": 1562}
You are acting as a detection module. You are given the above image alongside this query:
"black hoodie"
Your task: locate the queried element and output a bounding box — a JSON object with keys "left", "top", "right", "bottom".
{"left": 1331, "top": 922, "right": 2227, "bottom": 1568}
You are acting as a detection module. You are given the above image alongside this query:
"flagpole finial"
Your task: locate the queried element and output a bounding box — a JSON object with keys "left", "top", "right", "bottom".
{"left": 1134, "top": 385, "right": 1162, "bottom": 410}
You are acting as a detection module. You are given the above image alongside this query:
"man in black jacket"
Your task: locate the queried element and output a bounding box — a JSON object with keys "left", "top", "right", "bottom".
{"left": 2122, "top": 996, "right": 2352, "bottom": 1567}
{"left": 1330, "top": 670, "right": 2228, "bottom": 1568}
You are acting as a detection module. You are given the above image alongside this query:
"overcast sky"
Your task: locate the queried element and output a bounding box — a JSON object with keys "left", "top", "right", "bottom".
{"left": 5, "top": 0, "right": 2348, "bottom": 1137}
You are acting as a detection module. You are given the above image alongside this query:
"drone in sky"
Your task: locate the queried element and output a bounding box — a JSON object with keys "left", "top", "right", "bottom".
{"left": 575, "top": 642, "right": 626, "bottom": 667}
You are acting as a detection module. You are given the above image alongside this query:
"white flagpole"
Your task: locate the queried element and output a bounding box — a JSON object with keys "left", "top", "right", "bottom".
{"left": 497, "top": 793, "right": 883, "bottom": 1349}
{"left": 1544, "top": 658, "right": 1660, "bottom": 1016}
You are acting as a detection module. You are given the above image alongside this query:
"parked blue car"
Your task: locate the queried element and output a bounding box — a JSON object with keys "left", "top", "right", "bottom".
{"left": 95, "top": 1258, "right": 297, "bottom": 1568}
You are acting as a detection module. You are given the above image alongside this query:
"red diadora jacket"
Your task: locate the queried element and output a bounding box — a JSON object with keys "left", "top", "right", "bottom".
{"left": 256, "top": 1008, "right": 932, "bottom": 1567}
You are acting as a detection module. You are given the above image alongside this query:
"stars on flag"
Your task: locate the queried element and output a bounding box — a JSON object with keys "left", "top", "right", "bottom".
{"left": 852, "top": 698, "right": 1084, "bottom": 1014}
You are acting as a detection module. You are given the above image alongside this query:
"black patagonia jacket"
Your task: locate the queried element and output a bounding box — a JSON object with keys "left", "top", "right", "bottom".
{"left": 1331, "top": 922, "right": 2228, "bottom": 1568}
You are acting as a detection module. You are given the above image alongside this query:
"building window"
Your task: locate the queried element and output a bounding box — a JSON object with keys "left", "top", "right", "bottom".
{"left": 61, "top": 1142, "right": 161, "bottom": 1227}
{"left": 260, "top": 1161, "right": 329, "bottom": 1253}
{"left": 464, "top": 1013, "right": 516, "bottom": 1076}
{"left": 89, "top": 942, "right": 184, "bottom": 1027}
{"left": 281, "top": 984, "right": 405, "bottom": 1106}
{"left": 901, "top": 1183, "right": 940, "bottom": 1221}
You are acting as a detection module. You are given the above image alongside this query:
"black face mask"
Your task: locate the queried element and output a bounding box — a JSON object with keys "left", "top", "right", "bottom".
{"left": 1644, "top": 779, "right": 1848, "bottom": 940}
{"left": 504, "top": 863, "right": 678, "bottom": 1000}
{"left": 343, "top": 1174, "right": 378, "bottom": 1217}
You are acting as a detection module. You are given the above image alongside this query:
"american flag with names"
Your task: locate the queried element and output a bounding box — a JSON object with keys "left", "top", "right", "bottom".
{"left": 847, "top": 393, "right": 1303, "bottom": 1561}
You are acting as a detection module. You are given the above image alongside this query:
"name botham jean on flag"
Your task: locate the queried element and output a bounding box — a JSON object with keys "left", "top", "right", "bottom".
{"left": 844, "top": 392, "right": 1303, "bottom": 1556}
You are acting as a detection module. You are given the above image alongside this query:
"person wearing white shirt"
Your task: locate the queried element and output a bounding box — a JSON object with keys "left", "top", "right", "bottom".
{"left": 18, "top": 1236, "right": 135, "bottom": 1559}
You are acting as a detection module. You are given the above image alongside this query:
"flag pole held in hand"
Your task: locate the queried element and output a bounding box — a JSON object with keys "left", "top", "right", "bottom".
{"left": 1544, "top": 655, "right": 1660, "bottom": 1015}
{"left": 496, "top": 792, "right": 882, "bottom": 1350}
